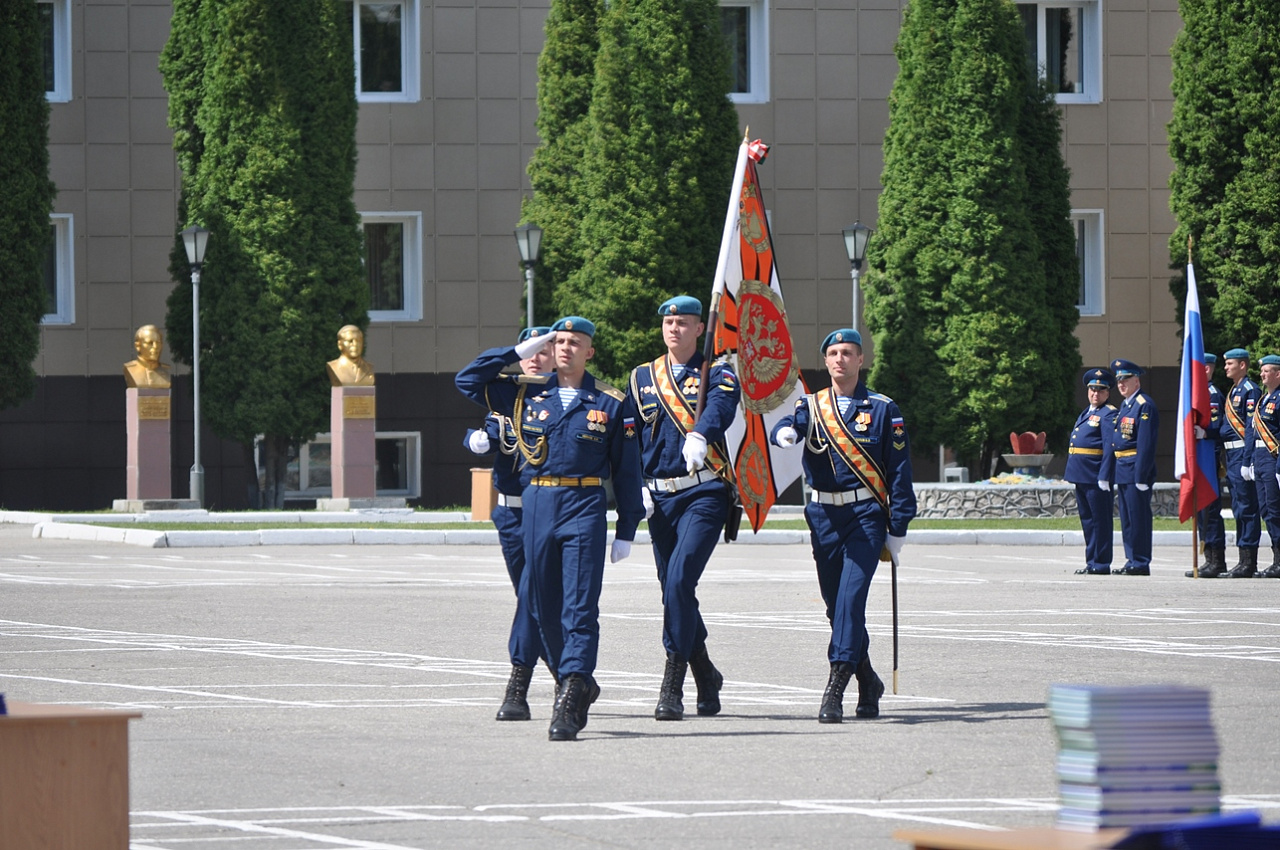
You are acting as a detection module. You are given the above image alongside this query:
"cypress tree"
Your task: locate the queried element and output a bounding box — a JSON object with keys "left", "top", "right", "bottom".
{"left": 0, "top": 0, "right": 56, "bottom": 411}
{"left": 161, "top": 0, "right": 367, "bottom": 506}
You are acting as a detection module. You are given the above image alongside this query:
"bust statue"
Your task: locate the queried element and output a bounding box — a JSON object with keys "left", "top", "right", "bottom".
{"left": 326, "top": 324, "right": 376, "bottom": 386}
{"left": 123, "top": 324, "right": 172, "bottom": 388}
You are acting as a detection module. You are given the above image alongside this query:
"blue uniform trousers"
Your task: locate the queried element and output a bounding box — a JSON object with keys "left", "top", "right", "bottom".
{"left": 1074, "top": 484, "right": 1114, "bottom": 569}
{"left": 1225, "top": 454, "right": 1260, "bottom": 549}
{"left": 521, "top": 485, "right": 609, "bottom": 680}
{"left": 648, "top": 484, "right": 729, "bottom": 659}
{"left": 492, "top": 504, "right": 544, "bottom": 669}
{"left": 1253, "top": 449, "right": 1280, "bottom": 544}
{"left": 804, "top": 499, "right": 887, "bottom": 665}
{"left": 1117, "top": 483, "right": 1153, "bottom": 568}
{"left": 1198, "top": 493, "right": 1224, "bottom": 548}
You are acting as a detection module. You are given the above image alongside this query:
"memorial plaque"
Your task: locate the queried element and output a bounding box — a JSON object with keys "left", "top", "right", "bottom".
{"left": 137, "top": 396, "right": 170, "bottom": 420}
{"left": 343, "top": 395, "right": 376, "bottom": 419}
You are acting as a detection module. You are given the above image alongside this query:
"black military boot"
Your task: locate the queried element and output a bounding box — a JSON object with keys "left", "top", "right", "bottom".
{"left": 496, "top": 665, "right": 533, "bottom": 721}
{"left": 548, "top": 674, "right": 592, "bottom": 741}
{"left": 654, "top": 653, "right": 687, "bottom": 721}
{"left": 1224, "top": 547, "right": 1258, "bottom": 578}
{"left": 1257, "top": 543, "right": 1280, "bottom": 578}
{"left": 688, "top": 645, "right": 724, "bottom": 716}
{"left": 854, "top": 657, "right": 885, "bottom": 719}
{"left": 1187, "top": 545, "right": 1226, "bottom": 578}
{"left": 818, "top": 662, "right": 855, "bottom": 724}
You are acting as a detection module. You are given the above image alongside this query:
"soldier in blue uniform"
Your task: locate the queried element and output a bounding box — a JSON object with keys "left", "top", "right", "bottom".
{"left": 464, "top": 326, "right": 553, "bottom": 719}
{"left": 1220, "top": 348, "right": 1264, "bottom": 577}
{"left": 1246, "top": 354, "right": 1280, "bottom": 578}
{"left": 770, "top": 329, "right": 916, "bottom": 723}
{"left": 456, "top": 317, "right": 645, "bottom": 741}
{"left": 1066, "top": 368, "right": 1117, "bottom": 575}
{"left": 1188, "top": 354, "right": 1226, "bottom": 578}
{"left": 625, "top": 295, "right": 739, "bottom": 721}
{"left": 1110, "top": 359, "right": 1160, "bottom": 575}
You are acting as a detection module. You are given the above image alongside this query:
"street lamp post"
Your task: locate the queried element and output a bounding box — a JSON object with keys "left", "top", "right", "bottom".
{"left": 841, "top": 221, "right": 874, "bottom": 331}
{"left": 513, "top": 222, "right": 543, "bottom": 330}
{"left": 181, "top": 225, "right": 211, "bottom": 507}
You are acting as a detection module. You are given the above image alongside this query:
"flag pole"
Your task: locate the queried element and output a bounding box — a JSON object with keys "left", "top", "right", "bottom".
{"left": 1189, "top": 235, "right": 1199, "bottom": 578}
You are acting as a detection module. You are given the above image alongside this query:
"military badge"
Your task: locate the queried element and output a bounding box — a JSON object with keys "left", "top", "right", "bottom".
{"left": 624, "top": 416, "right": 636, "bottom": 439}
{"left": 586, "top": 409, "right": 609, "bottom": 432}
{"left": 892, "top": 415, "right": 905, "bottom": 437}
{"left": 538, "top": 410, "right": 549, "bottom": 421}
{"left": 855, "top": 411, "right": 872, "bottom": 432}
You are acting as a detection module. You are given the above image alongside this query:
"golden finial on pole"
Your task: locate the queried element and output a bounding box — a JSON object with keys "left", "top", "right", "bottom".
{"left": 1188, "top": 234, "right": 1194, "bottom": 265}
{"left": 743, "top": 127, "right": 750, "bottom": 143}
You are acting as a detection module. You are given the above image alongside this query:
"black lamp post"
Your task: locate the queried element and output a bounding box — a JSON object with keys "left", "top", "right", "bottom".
{"left": 841, "top": 221, "right": 874, "bottom": 331}
{"left": 514, "top": 222, "right": 543, "bottom": 330}
{"left": 181, "top": 224, "right": 211, "bottom": 507}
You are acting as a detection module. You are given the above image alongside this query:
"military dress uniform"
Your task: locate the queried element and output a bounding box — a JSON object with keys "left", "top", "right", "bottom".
{"left": 1110, "top": 359, "right": 1160, "bottom": 575}
{"left": 626, "top": 297, "right": 740, "bottom": 721}
{"left": 1065, "top": 368, "right": 1117, "bottom": 575}
{"left": 1193, "top": 356, "right": 1226, "bottom": 577}
{"left": 771, "top": 329, "right": 916, "bottom": 723}
{"left": 1220, "top": 348, "right": 1262, "bottom": 577}
{"left": 455, "top": 317, "right": 645, "bottom": 740}
{"left": 1247, "top": 354, "right": 1280, "bottom": 578}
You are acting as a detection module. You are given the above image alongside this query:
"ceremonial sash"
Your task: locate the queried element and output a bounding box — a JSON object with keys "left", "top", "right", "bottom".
{"left": 1225, "top": 391, "right": 1248, "bottom": 441}
{"left": 650, "top": 356, "right": 732, "bottom": 481}
{"left": 1253, "top": 401, "right": 1280, "bottom": 457}
{"left": 811, "top": 389, "right": 889, "bottom": 510}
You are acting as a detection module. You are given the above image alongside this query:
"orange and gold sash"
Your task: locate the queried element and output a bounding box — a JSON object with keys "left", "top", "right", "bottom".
{"left": 811, "top": 389, "right": 889, "bottom": 510}
{"left": 1253, "top": 402, "right": 1280, "bottom": 456}
{"left": 1226, "top": 392, "right": 1248, "bottom": 441}
{"left": 650, "top": 355, "right": 731, "bottom": 480}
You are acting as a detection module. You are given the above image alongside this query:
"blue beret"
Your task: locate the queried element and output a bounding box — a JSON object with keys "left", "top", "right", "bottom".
{"left": 1111, "top": 359, "right": 1144, "bottom": 378}
{"left": 821, "top": 328, "right": 862, "bottom": 352}
{"left": 1083, "top": 367, "right": 1113, "bottom": 387}
{"left": 1223, "top": 348, "right": 1250, "bottom": 361}
{"left": 658, "top": 296, "right": 703, "bottom": 317}
{"left": 517, "top": 326, "right": 552, "bottom": 344}
{"left": 1204, "top": 353, "right": 1217, "bottom": 365}
{"left": 551, "top": 316, "right": 595, "bottom": 338}
{"left": 1260, "top": 354, "right": 1280, "bottom": 367}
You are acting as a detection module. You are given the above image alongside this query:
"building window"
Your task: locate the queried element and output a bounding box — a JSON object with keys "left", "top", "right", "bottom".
{"left": 1073, "top": 210, "right": 1104, "bottom": 316}
{"left": 39, "top": 0, "right": 72, "bottom": 103}
{"left": 285, "top": 432, "right": 422, "bottom": 499}
{"left": 351, "top": 0, "right": 419, "bottom": 102}
{"left": 43, "top": 214, "right": 74, "bottom": 325}
{"left": 361, "top": 212, "right": 422, "bottom": 322}
{"left": 721, "top": 0, "right": 768, "bottom": 104}
{"left": 1017, "top": 0, "right": 1101, "bottom": 103}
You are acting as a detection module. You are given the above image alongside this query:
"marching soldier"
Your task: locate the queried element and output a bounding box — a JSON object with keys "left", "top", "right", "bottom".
{"left": 1110, "top": 359, "right": 1160, "bottom": 576}
{"left": 1189, "top": 354, "right": 1226, "bottom": 577}
{"left": 1067, "top": 368, "right": 1117, "bottom": 575}
{"left": 626, "top": 295, "right": 739, "bottom": 721}
{"left": 1246, "top": 354, "right": 1280, "bottom": 578}
{"left": 1219, "top": 348, "right": 1263, "bottom": 577}
{"left": 456, "top": 317, "right": 645, "bottom": 741}
{"left": 464, "top": 327, "right": 553, "bottom": 719}
{"left": 770, "top": 329, "right": 916, "bottom": 723}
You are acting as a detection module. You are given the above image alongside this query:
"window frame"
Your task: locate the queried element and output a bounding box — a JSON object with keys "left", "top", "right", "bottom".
{"left": 361, "top": 211, "right": 423, "bottom": 323}
{"left": 1072, "top": 209, "right": 1105, "bottom": 317}
{"left": 352, "top": 0, "right": 420, "bottom": 104}
{"left": 1018, "top": 0, "right": 1102, "bottom": 104}
{"left": 40, "top": 0, "right": 72, "bottom": 103}
{"left": 43, "top": 214, "right": 75, "bottom": 325}
{"left": 721, "top": 0, "right": 769, "bottom": 105}
{"left": 285, "top": 431, "right": 422, "bottom": 500}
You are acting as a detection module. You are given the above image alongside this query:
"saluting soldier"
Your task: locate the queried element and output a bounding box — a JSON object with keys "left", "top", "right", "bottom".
{"left": 770, "top": 329, "right": 916, "bottom": 723}
{"left": 456, "top": 317, "right": 645, "bottom": 741}
{"left": 1188, "top": 354, "right": 1227, "bottom": 578}
{"left": 626, "top": 295, "right": 739, "bottom": 721}
{"left": 1245, "top": 353, "right": 1280, "bottom": 578}
{"left": 1219, "top": 348, "right": 1262, "bottom": 577}
{"left": 1110, "top": 359, "right": 1160, "bottom": 576}
{"left": 1067, "top": 368, "right": 1118, "bottom": 575}
{"left": 464, "top": 327, "right": 553, "bottom": 720}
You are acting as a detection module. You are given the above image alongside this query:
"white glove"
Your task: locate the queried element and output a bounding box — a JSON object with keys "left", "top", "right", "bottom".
{"left": 1098, "top": 480, "right": 1110, "bottom": 491}
{"left": 467, "top": 430, "right": 490, "bottom": 454}
{"left": 682, "top": 432, "right": 708, "bottom": 473}
{"left": 1275, "top": 472, "right": 1280, "bottom": 488}
{"left": 610, "top": 539, "right": 632, "bottom": 563}
{"left": 885, "top": 534, "right": 906, "bottom": 559}
{"left": 514, "top": 331, "right": 554, "bottom": 359}
{"left": 1194, "top": 425, "right": 1206, "bottom": 439}
{"left": 641, "top": 487, "right": 654, "bottom": 520}
{"left": 1136, "top": 482, "right": 1149, "bottom": 491}
{"left": 1242, "top": 465, "right": 1256, "bottom": 481}
{"left": 776, "top": 426, "right": 799, "bottom": 447}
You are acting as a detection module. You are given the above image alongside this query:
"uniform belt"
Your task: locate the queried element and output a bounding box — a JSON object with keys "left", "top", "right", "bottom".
{"left": 1069, "top": 447, "right": 1102, "bottom": 456}
{"left": 1258, "top": 440, "right": 1271, "bottom": 449}
{"left": 811, "top": 488, "right": 875, "bottom": 506}
{"left": 529, "top": 476, "right": 603, "bottom": 487}
{"left": 1224, "top": 439, "right": 1245, "bottom": 450}
{"left": 497, "top": 493, "right": 521, "bottom": 508}
{"left": 646, "top": 469, "right": 718, "bottom": 494}
{"left": 1114, "top": 449, "right": 1137, "bottom": 458}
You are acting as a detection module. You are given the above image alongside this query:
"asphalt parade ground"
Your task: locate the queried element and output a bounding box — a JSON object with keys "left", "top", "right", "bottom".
{"left": 1, "top": 522, "right": 1278, "bottom": 849}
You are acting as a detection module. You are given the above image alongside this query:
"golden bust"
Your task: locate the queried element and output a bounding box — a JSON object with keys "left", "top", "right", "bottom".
{"left": 123, "top": 324, "right": 172, "bottom": 389}
{"left": 326, "top": 324, "right": 376, "bottom": 386}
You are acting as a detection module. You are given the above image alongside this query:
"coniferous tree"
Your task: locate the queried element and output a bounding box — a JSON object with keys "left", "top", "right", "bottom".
{"left": 161, "top": 0, "right": 367, "bottom": 507}
{"left": 555, "top": 0, "right": 739, "bottom": 381}
{"left": 0, "top": 0, "right": 56, "bottom": 411}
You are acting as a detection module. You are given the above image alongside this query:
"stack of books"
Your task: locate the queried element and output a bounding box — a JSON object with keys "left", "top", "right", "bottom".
{"left": 1049, "top": 684, "right": 1221, "bottom": 830}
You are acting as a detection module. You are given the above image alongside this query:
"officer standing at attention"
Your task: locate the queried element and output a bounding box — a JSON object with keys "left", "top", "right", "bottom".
{"left": 464, "top": 327, "right": 553, "bottom": 720}
{"left": 770, "top": 329, "right": 916, "bottom": 723}
{"left": 1245, "top": 354, "right": 1280, "bottom": 578}
{"left": 626, "top": 295, "right": 739, "bottom": 721}
{"left": 1189, "top": 354, "right": 1227, "bottom": 578}
{"left": 1220, "top": 348, "right": 1264, "bottom": 577}
{"left": 456, "top": 317, "right": 645, "bottom": 741}
{"left": 1067, "top": 368, "right": 1118, "bottom": 575}
{"left": 1110, "top": 359, "right": 1160, "bottom": 576}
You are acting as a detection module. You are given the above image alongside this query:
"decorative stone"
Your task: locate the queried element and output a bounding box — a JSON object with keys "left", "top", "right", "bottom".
{"left": 914, "top": 483, "right": 1180, "bottom": 519}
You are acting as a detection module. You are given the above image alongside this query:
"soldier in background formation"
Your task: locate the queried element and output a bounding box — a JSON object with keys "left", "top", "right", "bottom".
{"left": 1246, "top": 354, "right": 1280, "bottom": 578}
{"left": 1067, "top": 368, "right": 1117, "bottom": 575}
{"left": 1110, "top": 359, "right": 1160, "bottom": 576}
{"left": 1216, "top": 348, "right": 1262, "bottom": 577}
{"left": 1188, "top": 354, "right": 1226, "bottom": 577}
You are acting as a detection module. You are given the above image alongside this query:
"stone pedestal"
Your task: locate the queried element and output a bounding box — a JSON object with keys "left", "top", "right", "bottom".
{"left": 125, "top": 387, "right": 171, "bottom": 500}
{"left": 330, "top": 385, "right": 377, "bottom": 499}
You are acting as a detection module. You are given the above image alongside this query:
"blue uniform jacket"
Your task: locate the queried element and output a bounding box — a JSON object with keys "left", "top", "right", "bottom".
{"left": 1246, "top": 386, "right": 1280, "bottom": 465}
{"left": 625, "top": 352, "right": 740, "bottom": 482}
{"left": 464, "top": 414, "right": 522, "bottom": 497}
{"left": 1224, "top": 379, "right": 1262, "bottom": 460}
{"left": 1064, "top": 404, "right": 1117, "bottom": 484}
{"left": 769, "top": 383, "right": 917, "bottom": 537}
{"left": 455, "top": 346, "right": 645, "bottom": 541}
{"left": 1112, "top": 391, "right": 1159, "bottom": 485}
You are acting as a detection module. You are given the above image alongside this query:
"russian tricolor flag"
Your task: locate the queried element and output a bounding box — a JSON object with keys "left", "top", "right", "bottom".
{"left": 1175, "top": 263, "right": 1219, "bottom": 522}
